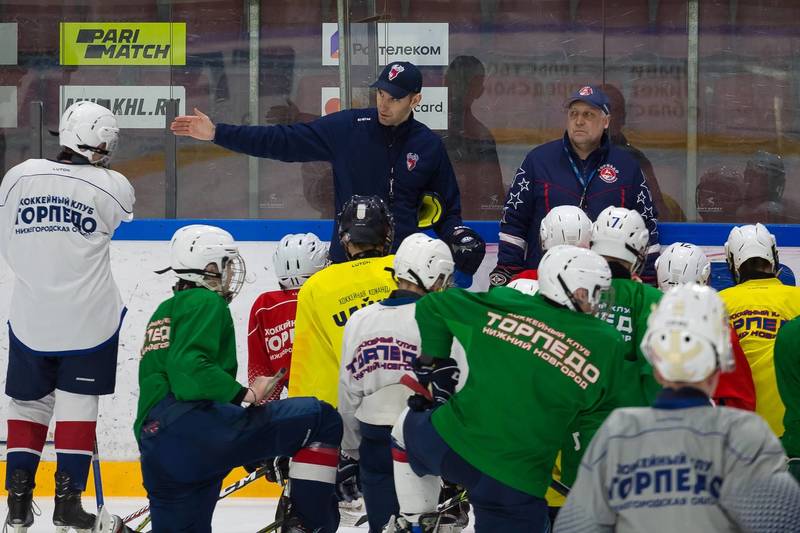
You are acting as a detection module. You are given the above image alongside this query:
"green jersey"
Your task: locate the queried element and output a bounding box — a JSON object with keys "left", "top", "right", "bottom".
{"left": 415, "top": 287, "right": 626, "bottom": 497}
{"left": 134, "top": 288, "right": 243, "bottom": 442}
{"left": 775, "top": 316, "right": 800, "bottom": 458}
{"left": 601, "top": 278, "right": 663, "bottom": 405}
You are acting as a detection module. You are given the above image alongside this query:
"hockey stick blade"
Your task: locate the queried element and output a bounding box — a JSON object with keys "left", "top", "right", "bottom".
{"left": 437, "top": 489, "right": 467, "bottom": 513}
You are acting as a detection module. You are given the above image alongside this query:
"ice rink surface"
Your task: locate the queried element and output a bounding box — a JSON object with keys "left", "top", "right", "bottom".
{"left": 14, "top": 497, "right": 477, "bottom": 532}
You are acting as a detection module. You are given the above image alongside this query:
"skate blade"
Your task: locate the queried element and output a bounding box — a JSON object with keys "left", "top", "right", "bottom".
{"left": 54, "top": 527, "right": 92, "bottom": 533}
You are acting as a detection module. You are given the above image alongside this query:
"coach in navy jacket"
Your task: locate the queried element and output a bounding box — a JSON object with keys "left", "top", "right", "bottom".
{"left": 490, "top": 85, "right": 659, "bottom": 285}
{"left": 171, "top": 62, "right": 484, "bottom": 274}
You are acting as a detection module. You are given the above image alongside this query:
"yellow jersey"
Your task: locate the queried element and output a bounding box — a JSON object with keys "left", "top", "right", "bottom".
{"left": 288, "top": 255, "right": 397, "bottom": 405}
{"left": 720, "top": 277, "right": 800, "bottom": 436}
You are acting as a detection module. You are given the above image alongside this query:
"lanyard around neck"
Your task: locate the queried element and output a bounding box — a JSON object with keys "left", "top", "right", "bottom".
{"left": 563, "top": 143, "right": 597, "bottom": 189}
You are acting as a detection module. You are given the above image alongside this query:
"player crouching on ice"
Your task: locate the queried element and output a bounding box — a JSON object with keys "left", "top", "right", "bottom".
{"left": 554, "top": 284, "right": 800, "bottom": 532}
{"left": 135, "top": 225, "right": 342, "bottom": 533}
{"left": 338, "top": 233, "right": 456, "bottom": 532}
{"left": 386, "top": 245, "right": 627, "bottom": 533}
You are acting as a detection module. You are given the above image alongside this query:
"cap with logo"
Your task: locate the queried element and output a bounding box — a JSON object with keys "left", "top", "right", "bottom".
{"left": 567, "top": 85, "right": 610, "bottom": 115}
{"left": 371, "top": 62, "right": 423, "bottom": 99}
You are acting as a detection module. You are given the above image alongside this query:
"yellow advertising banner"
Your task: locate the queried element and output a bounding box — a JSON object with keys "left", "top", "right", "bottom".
{"left": 60, "top": 22, "right": 186, "bottom": 66}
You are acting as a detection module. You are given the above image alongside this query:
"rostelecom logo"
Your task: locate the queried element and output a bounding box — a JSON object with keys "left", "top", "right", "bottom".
{"left": 60, "top": 23, "right": 186, "bottom": 66}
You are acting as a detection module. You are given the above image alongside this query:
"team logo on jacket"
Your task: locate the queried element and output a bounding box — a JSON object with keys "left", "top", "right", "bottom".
{"left": 598, "top": 164, "right": 619, "bottom": 183}
{"left": 579, "top": 86, "right": 593, "bottom": 96}
{"left": 388, "top": 64, "right": 404, "bottom": 80}
{"left": 406, "top": 152, "right": 419, "bottom": 171}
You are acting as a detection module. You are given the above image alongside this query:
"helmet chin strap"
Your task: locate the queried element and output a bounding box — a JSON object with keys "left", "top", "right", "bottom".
{"left": 557, "top": 273, "right": 583, "bottom": 312}
{"left": 348, "top": 249, "right": 383, "bottom": 260}
{"left": 77, "top": 143, "right": 110, "bottom": 156}
{"left": 625, "top": 243, "right": 645, "bottom": 275}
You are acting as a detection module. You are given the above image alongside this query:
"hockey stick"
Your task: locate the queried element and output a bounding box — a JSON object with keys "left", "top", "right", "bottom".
{"left": 122, "top": 465, "right": 270, "bottom": 525}
{"left": 92, "top": 439, "right": 106, "bottom": 510}
{"left": 400, "top": 374, "right": 433, "bottom": 401}
{"left": 550, "top": 478, "right": 570, "bottom": 497}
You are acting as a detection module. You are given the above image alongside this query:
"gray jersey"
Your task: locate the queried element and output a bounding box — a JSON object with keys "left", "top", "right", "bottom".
{"left": 554, "top": 403, "right": 800, "bottom": 533}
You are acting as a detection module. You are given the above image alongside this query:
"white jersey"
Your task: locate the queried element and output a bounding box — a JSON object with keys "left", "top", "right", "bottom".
{"left": 0, "top": 158, "right": 134, "bottom": 353}
{"left": 554, "top": 393, "right": 800, "bottom": 533}
{"left": 338, "top": 296, "right": 421, "bottom": 458}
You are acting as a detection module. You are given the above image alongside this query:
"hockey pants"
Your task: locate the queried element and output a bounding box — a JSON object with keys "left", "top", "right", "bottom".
{"left": 400, "top": 409, "right": 550, "bottom": 533}
{"left": 138, "top": 395, "right": 342, "bottom": 533}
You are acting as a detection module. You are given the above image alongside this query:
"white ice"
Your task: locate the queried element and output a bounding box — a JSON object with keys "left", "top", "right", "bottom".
{"left": 12, "top": 497, "right": 477, "bottom": 532}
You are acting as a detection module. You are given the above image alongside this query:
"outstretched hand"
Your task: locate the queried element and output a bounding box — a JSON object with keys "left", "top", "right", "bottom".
{"left": 170, "top": 107, "right": 215, "bottom": 140}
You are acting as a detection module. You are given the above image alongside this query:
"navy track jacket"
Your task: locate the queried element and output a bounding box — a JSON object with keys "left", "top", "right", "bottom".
{"left": 498, "top": 132, "right": 660, "bottom": 270}
{"left": 213, "top": 108, "right": 463, "bottom": 262}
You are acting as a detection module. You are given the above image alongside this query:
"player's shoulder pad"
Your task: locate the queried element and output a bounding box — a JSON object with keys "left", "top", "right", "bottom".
{"left": 640, "top": 282, "right": 663, "bottom": 300}
{"left": 719, "top": 408, "right": 784, "bottom": 462}
{"left": 1, "top": 158, "right": 47, "bottom": 186}
{"left": 778, "top": 315, "right": 800, "bottom": 337}
{"left": 177, "top": 286, "right": 228, "bottom": 307}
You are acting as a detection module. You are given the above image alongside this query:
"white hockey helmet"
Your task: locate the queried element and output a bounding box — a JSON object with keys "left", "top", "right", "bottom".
{"left": 59, "top": 101, "right": 119, "bottom": 166}
{"left": 507, "top": 277, "right": 539, "bottom": 296}
{"left": 591, "top": 206, "right": 650, "bottom": 272}
{"left": 164, "top": 224, "right": 246, "bottom": 302}
{"left": 641, "top": 284, "right": 733, "bottom": 383}
{"left": 539, "top": 205, "right": 593, "bottom": 251}
{"left": 655, "top": 242, "right": 711, "bottom": 290}
{"left": 393, "top": 233, "right": 455, "bottom": 292}
{"left": 724, "top": 223, "right": 778, "bottom": 283}
{"left": 272, "top": 233, "right": 329, "bottom": 289}
{"left": 538, "top": 245, "right": 612, "bottom": 314}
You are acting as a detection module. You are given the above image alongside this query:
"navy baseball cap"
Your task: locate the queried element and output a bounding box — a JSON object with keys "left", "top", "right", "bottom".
{"left": 371, "top": 62, "right": 423, "bottom": 98}
{"left": 567, "top": 85, "right": 610, "bottom": 115}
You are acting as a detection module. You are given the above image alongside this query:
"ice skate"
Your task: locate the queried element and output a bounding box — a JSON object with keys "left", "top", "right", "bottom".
{"left": 438, "top": 482, "right": 469, "bottom": 529}
{"left": 92, "top": 507, "right": 134, "bottom": 533}
{"left": 52, "top": 471, "right": 96, "bottom": 533}
{"left": 382, "top": 512, "right": 459, "bottom": 533}
{"left": 256, "top": 488, "right": 318, "bottom": 533}
{"left": 338, "top": 496, "right": 365, "bottom": 527}
{"left": 5, "top": 469, "right": 35, "bottom": 532}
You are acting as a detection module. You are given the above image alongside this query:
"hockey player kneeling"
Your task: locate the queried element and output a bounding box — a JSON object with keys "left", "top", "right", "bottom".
{"left": 135, "top": 225, "right": 342, "bottom": 533}
{"left": 554, "top": 284, "right": 800, "bottom": 533}
{"left": 386, "top": 245, "right": 627, "bottom": 533}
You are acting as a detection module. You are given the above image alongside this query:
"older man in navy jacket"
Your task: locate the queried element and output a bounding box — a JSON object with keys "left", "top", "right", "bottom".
{"left": 171, "top": 62, "right": 484, "bottom": 278}
{"left": 490, "top": 85, "right": 660, "bottom": 286}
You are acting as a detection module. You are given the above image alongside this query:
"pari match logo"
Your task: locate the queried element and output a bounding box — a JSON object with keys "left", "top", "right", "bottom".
{"left": 60, "top": 22, "right": 186, "bottom": 66}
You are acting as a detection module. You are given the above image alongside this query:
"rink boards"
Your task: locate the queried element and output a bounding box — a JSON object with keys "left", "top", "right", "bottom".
{"left": 1, "top": 220, "right": 798, "bottom": 496}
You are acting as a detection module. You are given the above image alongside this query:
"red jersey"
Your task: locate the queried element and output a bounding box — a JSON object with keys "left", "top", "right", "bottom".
{"left": 713, "top": 327, "right": 756, "bottom": 411}
{"left": 511, "top": 269, "right": 538, "bottom": 281}
{"left": 247, "top": 288, "right": 299, "bottom": 401}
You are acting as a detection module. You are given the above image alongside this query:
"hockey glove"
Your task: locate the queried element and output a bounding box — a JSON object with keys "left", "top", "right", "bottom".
{"left": 448, "top": 226, "right": 486, "bottom": 276}
{"left": 409, "top": 357, "right": 460, "bottom": 411}
{"left": 265, "top": 456, "right": 291, "bottom": 486}
{"left": 335, "top": 451, "right": 362, "bottom": 502}
{"left": 488, "top": 264, "right": 523, "bottom": 287}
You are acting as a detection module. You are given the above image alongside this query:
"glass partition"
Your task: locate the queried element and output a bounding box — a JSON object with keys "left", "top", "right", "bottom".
{"left": 1, "top": 0, "right": 797, "bottom": 224}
